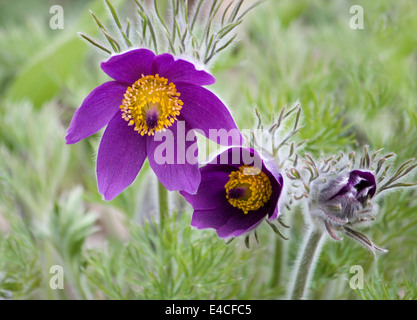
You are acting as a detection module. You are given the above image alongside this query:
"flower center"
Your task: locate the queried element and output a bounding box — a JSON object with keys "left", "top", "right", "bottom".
{"left": 225, "top": 165, "right": 272, "bottom": 214}
{"left": 120, "top": 74, "right": 183, "bottom": 136}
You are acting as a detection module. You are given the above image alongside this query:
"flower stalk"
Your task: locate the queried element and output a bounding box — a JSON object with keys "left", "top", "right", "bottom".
{"left": 269, "top": 238, "right": 283, "bottom": 288}
{"left": 158, "top": 181, "right": 169, "bottom": 231}
{"left": 288, "top": 226, "right": 325, "bottom": 300}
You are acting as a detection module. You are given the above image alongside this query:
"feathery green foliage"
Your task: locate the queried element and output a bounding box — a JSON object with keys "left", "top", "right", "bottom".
{"left": 0, "top": 0, "right": 416, "bottom": 300}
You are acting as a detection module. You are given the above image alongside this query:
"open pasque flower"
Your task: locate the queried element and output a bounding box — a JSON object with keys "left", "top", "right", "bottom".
{"left": 66, "top": 49, "right": 241, "bottom": 200}
{"left": 181, "top": 147, "right": 284, "bottom": 238}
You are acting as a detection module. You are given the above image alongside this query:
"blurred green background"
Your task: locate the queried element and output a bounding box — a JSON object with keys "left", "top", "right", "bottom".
{"left": 0, "top": 0, "right": 417, "bottom": 300}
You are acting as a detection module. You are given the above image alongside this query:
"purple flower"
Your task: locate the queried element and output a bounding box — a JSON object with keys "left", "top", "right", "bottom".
{"left": 65, "top": 49, "right": 241, "bottom": 200}
{"left": 181, "top": 147, "right": 284, "bottom": 238}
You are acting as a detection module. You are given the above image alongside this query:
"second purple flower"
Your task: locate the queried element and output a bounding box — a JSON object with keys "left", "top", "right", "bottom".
{"left": 181, "top": 147, "right": 284, "bottom": 239}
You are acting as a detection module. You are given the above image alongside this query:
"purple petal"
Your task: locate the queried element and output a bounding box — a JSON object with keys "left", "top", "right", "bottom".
{"left": 152, "top": 53, "right": 215, "bottom": 86}
{"left": 101, "top": 49, "right": 155, "bottom": 83}
{"left": 262, "top": 156, "right": 284, "bottom": 220}
{"left": 191, "top": 196, "right": 273, "bottom": 238}
{"left": 97, "top": 114, "right": 147, "bottom": 201}
{"left": 191, "top": 201, "right": 239, "bottom": 232}
{"left": 217, "top": 204, "right": 270, "bottom": 238}
{"left": 208, "top": 147, "right": 262, "bottom": 168}
{"left": 328, "top": 170, "right": 377, "bottom": 202}
{"left": 268, "top": 182, "right": 282, "bottom": 220}
{"left": 147, "top": 121, "right": 201, "bottom": 193}
{"left": 263, "top": 155, "right": 283, "bottom": 187}
{"left": 180, "top": 164, "right": 232, "bottom": 210}
{"left": 175, "top": 83, "right": 243, "bottom": 146}
{"left": 350, "top": 170, "right": 376, "bottom": 198}
{"left": 269, "top": 205, "right": 280, "bottom": 221}
{"left": 66, "top": 81, "right": 128, "bottom": 144}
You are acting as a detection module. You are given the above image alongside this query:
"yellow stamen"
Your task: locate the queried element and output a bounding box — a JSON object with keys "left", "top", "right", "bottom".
{"left": 225, "top": 165, "right": 272, "bottom": 214}
{"left": 120, "top": 74, "right": 183, "bottom": 136}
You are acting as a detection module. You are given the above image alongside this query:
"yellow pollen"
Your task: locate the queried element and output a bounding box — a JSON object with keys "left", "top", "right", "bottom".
{"left": 225, "top": 165, "right": 273, "bottom": 214}
{"left": 120, "top": 74, "right": 183, "bottom": 136}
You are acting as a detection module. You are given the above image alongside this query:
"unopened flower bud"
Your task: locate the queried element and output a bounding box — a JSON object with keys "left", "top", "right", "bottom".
{"left": 308, "top": 169, "right": 385, "bottom": 255}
